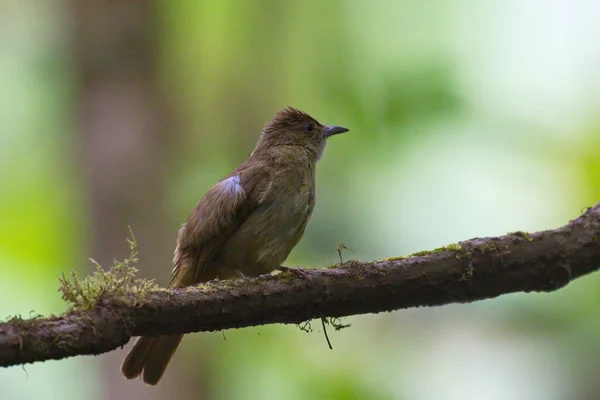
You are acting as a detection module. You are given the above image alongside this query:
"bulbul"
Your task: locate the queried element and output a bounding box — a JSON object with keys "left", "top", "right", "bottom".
{"left": 121, "top": 107, "right": 349, "bottom": 385}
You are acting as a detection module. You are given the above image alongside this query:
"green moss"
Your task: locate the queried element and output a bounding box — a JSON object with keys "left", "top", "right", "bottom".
{"left": 509, "top": 231, "right": 534, "bottom": 242}
{"left": 459, "top": 264, "right": 475, "bottom": 281}
{"left": 409, "top": 249, "right": 435, "bottom": 257}
{"left": 409, "top": 243, "right": 462, "bottom": 258}
{"left": 341, "top": 260, "right": 388, "bottom": 280}
{"left": 382, "top": 244, "right": 465, "bottom": 263}
{"left": 184, "top": 274, "right": 263, "bottom": 294}
{"left": 58, "top": 227, "right": 159, "bottom": 311}
{"left": 384, "top": 255, "right": 407, "bottom": 261}
{"left": 480, "top": 241, "right": 510, "bottom": 255}
{"left": 444, "top": 243, "right": 462, "bottom": 251}
{"left": 456, "top": 249, "right": 473, "bottom": 259}
{"left": 275, "top": 270, "right": 297, "bottom": 284}
{"left": 51, "top": 330, "right": 76, "bottom": 350}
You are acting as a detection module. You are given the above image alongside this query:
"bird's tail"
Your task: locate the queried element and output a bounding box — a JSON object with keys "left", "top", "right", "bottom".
{"left": 121, "top": 334, "right": 183, "bottom": 385}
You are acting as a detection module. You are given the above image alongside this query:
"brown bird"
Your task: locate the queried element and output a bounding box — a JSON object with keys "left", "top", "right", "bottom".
{"left": 120, "top": 107, "right": 348, "bottom": 385}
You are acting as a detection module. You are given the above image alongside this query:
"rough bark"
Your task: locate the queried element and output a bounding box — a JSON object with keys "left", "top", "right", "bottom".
{"left": 1, "top": 203, "right": 600, "bottom": 367}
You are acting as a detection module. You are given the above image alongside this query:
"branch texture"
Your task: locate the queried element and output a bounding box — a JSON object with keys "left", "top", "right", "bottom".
{"left": 2, "top": 204, "right": 600, "bottom": 367}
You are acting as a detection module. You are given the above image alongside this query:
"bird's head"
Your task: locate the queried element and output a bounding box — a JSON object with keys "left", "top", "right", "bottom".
{"left": 254, "top": 107, "right": 349, "bottom": 160}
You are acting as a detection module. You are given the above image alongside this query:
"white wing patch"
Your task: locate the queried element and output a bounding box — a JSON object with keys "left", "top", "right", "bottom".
{"left": 219, "top": 175, "right": 243, "bottom": 197}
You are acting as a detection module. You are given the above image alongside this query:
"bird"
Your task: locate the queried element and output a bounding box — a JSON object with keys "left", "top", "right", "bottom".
{"left": 120, "top": 106, "right": 349, "bottom": 385}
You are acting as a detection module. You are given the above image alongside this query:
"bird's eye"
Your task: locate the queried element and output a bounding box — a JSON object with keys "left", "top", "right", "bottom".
{"left": 304, "top": 123, "right": 314, "bottom": 132}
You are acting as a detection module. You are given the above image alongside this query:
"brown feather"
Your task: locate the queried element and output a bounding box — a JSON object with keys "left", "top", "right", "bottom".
{"left": 120, "top": 336, "right": 156, "bottom": 379}
{"left": 263, "top": 106, "right": 320, "bottom": 134}
{"left": 141, "top": 335, "right": 183, "bottom": 385}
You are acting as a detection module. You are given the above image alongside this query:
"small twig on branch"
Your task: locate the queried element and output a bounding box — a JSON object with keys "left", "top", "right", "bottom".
{"left": 321, "top": 318, "right": 333, "bottom": 350}
{"left": 1, "top": 204, "right": 600, "bottom": 368}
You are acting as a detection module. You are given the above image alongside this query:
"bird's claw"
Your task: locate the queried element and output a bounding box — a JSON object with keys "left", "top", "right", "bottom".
{"left": 235, "top": 270, "right": 247, "bottom": 279}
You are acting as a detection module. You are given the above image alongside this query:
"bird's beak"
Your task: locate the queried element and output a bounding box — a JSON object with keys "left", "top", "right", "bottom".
{"left": 324, "top": 125, "right": 350, "bottom": 138}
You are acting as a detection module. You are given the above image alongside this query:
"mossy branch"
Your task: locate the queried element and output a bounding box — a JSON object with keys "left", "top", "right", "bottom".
{"left": 2, "top": 204, "right": 600, "bottom": 368}
{"left": 58, "top": 227, "right": 159, "bottom": 311}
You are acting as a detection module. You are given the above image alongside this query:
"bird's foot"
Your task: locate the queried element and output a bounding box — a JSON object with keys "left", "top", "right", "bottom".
{"left": 276, "top": 266, "right": 308, "bottom": 279}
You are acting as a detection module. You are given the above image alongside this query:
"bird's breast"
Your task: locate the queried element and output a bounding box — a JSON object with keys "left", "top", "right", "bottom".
{"left": 213, "top": 169, "right": 316, "bottom": 276}
{"left": 252, "top": 177, "right": 314, "bottom": 259}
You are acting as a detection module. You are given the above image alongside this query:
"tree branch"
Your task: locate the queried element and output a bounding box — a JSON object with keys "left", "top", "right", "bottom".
{"left": 2, "top": 204, "right": 600, "bottom": 367}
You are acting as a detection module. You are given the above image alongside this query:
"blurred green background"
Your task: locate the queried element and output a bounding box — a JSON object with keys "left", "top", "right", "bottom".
{"left": 2, "top": 1, "right": 600, "bottom": 399}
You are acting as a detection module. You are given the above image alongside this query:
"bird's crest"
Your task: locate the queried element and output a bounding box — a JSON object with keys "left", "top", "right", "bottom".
{"left": 264, "top": 107, "right": 320, "bottom": 133}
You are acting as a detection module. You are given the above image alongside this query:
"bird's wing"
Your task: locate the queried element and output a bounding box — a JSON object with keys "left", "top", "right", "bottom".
{"left": 169, "top": 164, "right": 271, "bottom": 287}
